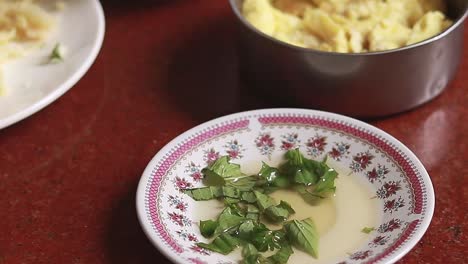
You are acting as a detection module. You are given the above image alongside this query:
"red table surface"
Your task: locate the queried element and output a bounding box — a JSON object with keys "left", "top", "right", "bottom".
{"left": 0, "top": 1, "right": 466, "bottom": 263}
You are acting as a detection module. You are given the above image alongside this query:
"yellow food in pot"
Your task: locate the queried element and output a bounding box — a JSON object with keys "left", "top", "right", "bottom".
{"left": 242, "top": 0, "right": 453, "bottom": 53}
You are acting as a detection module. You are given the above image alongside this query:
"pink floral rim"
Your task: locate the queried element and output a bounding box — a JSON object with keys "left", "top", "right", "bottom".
{"left": 142, "top": 113, "right": 429, "bottom": 264}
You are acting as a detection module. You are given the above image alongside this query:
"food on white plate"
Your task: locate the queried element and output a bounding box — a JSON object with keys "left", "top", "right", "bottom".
{"left": 0, "top": 0, "right": 64, "bottom": 95}
{"left": 242, "top": 0, "right": 453, "bottom": 53}
{"left": 184, "top": 149, "right": 379, "bottom": 263}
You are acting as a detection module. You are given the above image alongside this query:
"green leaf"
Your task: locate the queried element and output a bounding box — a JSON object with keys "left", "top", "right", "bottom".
{"left": 295, "top": 185, "right": 322, "bottom": 204}
{"left": 224, "top": 197, "right": 241, "bottom": 205}
{"left": 361, "top": 227, "right": 375, "bottom": 234}
{"left": 183, "top": 185, "right": 243, "bottom": 201}
{"left": 312, "top": 168, "right": 338, "bottom": 197}
{"left": 183, "top": 186, "right": 223, "bottom": 201}
{"left": 242, "top": 243, "right": 259, "bottom": 259}
{"left": 264, "top": 201, "right": 295, "bottom": 223}
{"left": 204, "top": 156, "right": 244, "bottom": 178}
{"left": 254, "top": 191, "right": 276, "bottom": 211}
{"left": 203, "top": 169, "right": 227, "bottom": 186}
{"left": 227, "top": 175, "right": 258, "bottom": 191}
{"left": 227, "top": 204, "right": 245, "bottom": 217}
{"left": 292, "top": 169, "right": 318, "bottom": 186}
{"left": 246, "top": 204, "right": 260, "bottom": 220}
{"left": 49, "top": 43, "right": 64, "bottom": 63}
{"left": 284, "top": 218, "right": 319, "bottom": 258}
{"left": 282, "top": 149, "right": 319, "bottom": 185}
{"left": 221, "top": 186, "right": 241, "bottom": 198}
{"left": 238, "top": 220, "right": 256, "bottom": 240}
{"left": 294, "top": 166, "right": 338, "bottom": 204}
{"left": 267, "top": 243, "right": 294, "bottom": 264}
{"left": 214, "top": 207, "right": 246, "bottom": 235}
{"left": 258, "top": 162, "right": 290, "bottom": 189}
{"left": 197, "top": 233, "right": 240, "bottom": 255}
{"left": 202, "top": 156, "right": 257, "bottom": 191}
{"left": 241, "top": 243, "right": 263, "bottom": 264}
{"left": 204, "top": 156, "right": 243, "bottom": 178}
{"left": 200, "top": 220, "right": 218, "bottom": 238}
{"left": 241, "top": 192, "right": 257, "bottom": 203}
{"left": 251, "top": 224, "right": 286, "bottom": 252}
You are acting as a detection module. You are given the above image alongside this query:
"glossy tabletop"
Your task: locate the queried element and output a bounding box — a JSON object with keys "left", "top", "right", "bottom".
{"left": 0, "top": 1, "right": 466, "bottom": 263}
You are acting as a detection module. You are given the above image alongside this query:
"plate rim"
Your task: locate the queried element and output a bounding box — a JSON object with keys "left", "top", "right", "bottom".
{"left": 0, "top": 0, "right": 106, "bottom": 130}
{"left": 136, "top": 108, "right": 435, "bottom": 264}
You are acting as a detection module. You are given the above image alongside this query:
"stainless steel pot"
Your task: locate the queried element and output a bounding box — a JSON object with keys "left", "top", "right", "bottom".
{"left": 229, "top": 0, "right": 468, "bottom": 117}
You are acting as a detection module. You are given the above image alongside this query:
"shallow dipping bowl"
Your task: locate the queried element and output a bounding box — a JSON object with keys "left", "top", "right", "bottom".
{"left": 136, "top": 109, "right": 435, "bottom": 264}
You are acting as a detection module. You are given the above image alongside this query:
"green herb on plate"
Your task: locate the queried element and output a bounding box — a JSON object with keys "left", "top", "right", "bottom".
{"left": 184, "top": 149, "right": 338, "bottom": 263}
{"left": 361, "top": 227, "right": 375, "bottom": 234}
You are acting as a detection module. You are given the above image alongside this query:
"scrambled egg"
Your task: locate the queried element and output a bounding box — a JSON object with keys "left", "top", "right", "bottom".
{"left": 242, "top": 0, "right": 453, "bottom": 53}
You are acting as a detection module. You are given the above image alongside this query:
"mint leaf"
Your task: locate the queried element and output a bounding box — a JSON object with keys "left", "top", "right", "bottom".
{"left": 267, "top": 243, "right": 294, "bottom": 264}
{"left": 284, "top": 218, "right": 319, "bottom": 258}
{"left": 242, "top": 255, "right": 262, "bottom": 264}
{"left": 221, "top": 186, "right": 241, "bottom": 199}
{"left": 242, "top": 248, "right": 264, "bottom": 264}
{"left": 361, "top": 227, "right": 375, "bottom": 234}
{"left": 295, "top": 185, "right": 321, "bottom": 204}
{"left": 183, "top": 186, "right": 244, "bottom": 201}
{"left": 254, "top": 191, "right": 276, "bottom": 211}
{"left": 202, "top": 156, "right": 257, "bottom": 191}
{"left": 251, "top": 224, "right": 286, "bottom": 252}
{"left": 246, "top": 204, "right": 260, "bottom": 221}
{"left": 241, "top": 191, "right": 257, "bottom": 203}
{"left": 242, "top": 243, "right": 292, "bottom": 264}
{"left": 197, "top": 233, "right": 240, "bottom": 255}
{"left": 204, "top": 156, "right": 243, "bottom": 178}
{"left": 242, "top": 243, "right": 259, "bottom": 259}
{"left": 238, "top": 220, "right": 256, "bottom": 240}
{"left": 227, "top": 175, "right": 257, "bottom": 191}
{"left": 203, "top": 169, "right": 227, "bottom": 186}
{"left": 258, "top": 162, "right": 290, "bottom": 191}
{"left": 227, "top": 204, "right": 245, "bottom": 217}
{"left": 264, "top": 201, "right": 295, "bottom": 223}
{"left": 295, "top": 166, "right": 338, "bottom": 204}
{"left": 202, "top": 156, "right": 245, "bottom": 187}
{"left": 214, "top": 207, "right": 246, "bottom": 235}
{"left": 282, "top": 149, "right": 319, "bottom": 185}
{"left": 183, "top": 186, "right": 223, "bottom": 200}
{"left": 224, "top": 197, "right": 240, "bottom": 205}
{"left": 200, "top": 220, "right": 218, "bottom": 238}
{"left": 313, "top": 168, "right": 338, "bottom": 197}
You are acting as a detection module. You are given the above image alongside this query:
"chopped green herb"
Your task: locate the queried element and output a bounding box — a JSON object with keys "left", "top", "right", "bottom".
{"left": 49, "top": 43, "right": 65, "bottom": 63}
{"left": 200, "top": 220, "right": 218, "bottom": 238}
{"left": 284, "top": 218, "right": 319, "bottom": 258}
{"left": 246, "top": 204, "right": 260, "bottom": 220}
{"left": 361, "top": 227, "right": 375, "bottom": 234}
{"left": 264, "top": 200, "right": 295, "bottom": 223}
{"left": 251, "top": 224, "right": 287, "bottom": 252}
{"left": 258, "top": 162, "right": 290, "bottom": 191}
{"left": 197, "top": 233, "right": 240, "bottom": 255}
{"left": 214, "top": 207, "right": 246, "bottom": 235}
{"left": 242, "top": 243, "right": 259, "bottom": 259}
{"left": 254, "top": 191, "right": 276, "bottom": 211}
{"left": 282, "top": 149, "right": 320, "bottom": 185}
{"left": 183, "top": 150, "right": 339, "bottom": 262}
{"left": 238, "top": 220, "right": 256, "bottom": 240}
{"left": 267, "top": 243, "right": 294, "bottom": 264}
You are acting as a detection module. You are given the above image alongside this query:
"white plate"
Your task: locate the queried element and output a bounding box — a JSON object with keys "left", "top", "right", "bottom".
{"left": 0, "top": 0, "right": 105, "bottom": 129}
{"left": 136, "top": 108, "right": 435, "bottom": 264}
